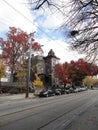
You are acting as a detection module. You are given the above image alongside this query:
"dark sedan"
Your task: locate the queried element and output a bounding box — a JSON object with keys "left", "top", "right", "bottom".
{"left": 54, "top": 89, "right": 61, "bottom": 95}
{"left": 39, "top": 89, "right": 55, "bottom": 97}
{"left": 54, "top": 88, "right": 66, "bottom": 95}
{"left": 65, "top": 87, "right": 75, "bottom": 94}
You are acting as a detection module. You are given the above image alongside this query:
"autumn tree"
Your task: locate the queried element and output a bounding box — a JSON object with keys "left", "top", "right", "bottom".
{"left": 83, "top": 76, "right": 98, "bottom": 88}
{"left": 54, "top": 59, "right": 98, "bottom": 86}
{"left": 16, "top": 64, "right": 27, "bottom": 82}
{"left": 0, "top": 60, "right": 5, "bottom": 82}
{"left": 0, "top": 27, "right": 28, "bottom": 82}
{"left": 54, "top": 62, "right": 70, "bottom": 85}
{"left": 0, "top": 27, "right": 43, "bottom": 82}
{"left": 33, "top": 73, "right": 43, "bottom": 87}
{"left": 33, "top": 73, "right": 43, "bottom": 94}
{"left": 67, "top": 59, "right": 91, "bottom": 85}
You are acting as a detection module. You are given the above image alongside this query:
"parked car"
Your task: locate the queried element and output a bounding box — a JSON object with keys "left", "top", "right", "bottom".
{"left": 54, "top": 89, "right": 61, "bottom": 95}
{"left": 73, "top": 88, "right": 79, "bottom": 93}
{"left": 64, "top": 87, "right": 70, "bottom": 94}
{"left": 60, "top": 88, "right": 66, "bottom": 94}
{"left": 39, "top": 89, "right": 55, "bottom": 97}
{"left": 65, "top": 87, "right": 75, "bottom": 94}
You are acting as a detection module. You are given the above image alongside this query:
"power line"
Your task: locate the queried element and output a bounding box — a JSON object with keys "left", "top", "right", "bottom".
{"left": 2, "top": 0, "right": 68, "bottom": 50}
{"left": 3, "top": 0, "right": 32, "bottom": 24}
{"left": 0, "top": 17, "right": 13, "bottom": 26}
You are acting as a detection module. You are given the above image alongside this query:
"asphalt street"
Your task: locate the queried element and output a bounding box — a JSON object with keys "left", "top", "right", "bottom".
{"left": 0, "top": 90, "right": 98, "bottom": 130}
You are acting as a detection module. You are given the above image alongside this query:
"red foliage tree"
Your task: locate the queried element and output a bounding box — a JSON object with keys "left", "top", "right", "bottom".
{"left": 54, "top": 59, "right": 98, "bottom": 86}
{"left": 0, "top": 27, "right": 43, "bottom": 82}
{"left": 54, "top": 63, "right": 66, "bottom": 82}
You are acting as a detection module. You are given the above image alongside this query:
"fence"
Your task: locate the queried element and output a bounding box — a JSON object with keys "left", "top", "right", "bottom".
{"left": 0, "top": 82, "right": 27, "bottom": 94}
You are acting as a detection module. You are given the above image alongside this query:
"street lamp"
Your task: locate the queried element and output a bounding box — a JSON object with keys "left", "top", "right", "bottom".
{"left": 25, "top": 32, "right": 35, "bottom": 98}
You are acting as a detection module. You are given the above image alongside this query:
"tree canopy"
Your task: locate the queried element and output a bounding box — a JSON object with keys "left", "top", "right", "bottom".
{"left": 0, "top": 27, "right": 28, "bottom": 76}
{"left": 54, "top": 59, "right": 98, "bottom": 86}
{"left": 83, "top": 76, "right": 98, "bottom": 88}
{"left": 0, "top": 27, "right": 43, "bottom": 82}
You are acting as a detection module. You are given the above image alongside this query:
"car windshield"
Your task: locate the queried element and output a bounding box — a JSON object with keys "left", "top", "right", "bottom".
{"left": 44, "top": 91, "right": 48, "bottom": 94}
{"left": 65, "top": 88, "right": 69, "bottom": 90}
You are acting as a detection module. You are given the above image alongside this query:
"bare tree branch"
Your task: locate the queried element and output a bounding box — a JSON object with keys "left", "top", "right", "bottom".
{"left": 64, "top": 0, "right": 98, "bottom": 63}
{"left": 28, "top": 0, "right": 98, "bottom": 63}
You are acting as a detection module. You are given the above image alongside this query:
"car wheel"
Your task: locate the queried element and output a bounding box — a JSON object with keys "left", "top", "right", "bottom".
{"left": 59, "top": 93, "right": 61, "bottom": 95}
{"left": 46, "top": 94, "right": 48, "bottom": 97}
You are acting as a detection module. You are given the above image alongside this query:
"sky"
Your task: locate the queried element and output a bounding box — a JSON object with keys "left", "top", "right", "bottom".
{"left": 0, "top": 0, "right": 84, "bottom": 63}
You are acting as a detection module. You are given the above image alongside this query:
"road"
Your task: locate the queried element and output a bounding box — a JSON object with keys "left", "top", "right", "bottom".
{"left": 0, "top": 90, "right": 98, "bottom": 130}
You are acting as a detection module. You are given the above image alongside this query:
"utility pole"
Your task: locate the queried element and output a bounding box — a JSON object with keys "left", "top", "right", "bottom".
{"left": 25, "top": 32, "right": 35, "bottom": 98}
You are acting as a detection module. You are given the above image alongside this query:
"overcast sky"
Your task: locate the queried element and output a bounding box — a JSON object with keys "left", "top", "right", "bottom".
{"left": 0, "top": 0, "right": 84, "bottom": 63}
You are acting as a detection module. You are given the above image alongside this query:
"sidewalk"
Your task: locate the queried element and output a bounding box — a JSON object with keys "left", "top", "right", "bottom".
{"left": 0, "top": 93, "right": 37, "bottom": 117}
{"left": 0, "top": 93, "right": 36, "bottom": 101}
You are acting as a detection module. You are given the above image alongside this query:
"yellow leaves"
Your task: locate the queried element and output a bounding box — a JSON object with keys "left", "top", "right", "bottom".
{"left": 16, "top": 66, "right": 26, "bottom": 82}
{"left": 0, "top": 61, "right": 5, "bottom": 79}
{"left": 83, "top": 76, "right": 98, "bottom": 86}
{"left": 33, "top": 73, "right": 43, "bottom": 87}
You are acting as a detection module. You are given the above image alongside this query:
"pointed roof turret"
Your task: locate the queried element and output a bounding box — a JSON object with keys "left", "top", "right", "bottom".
{"left": 44, "top": 49, "right": 60, "bottom": 60}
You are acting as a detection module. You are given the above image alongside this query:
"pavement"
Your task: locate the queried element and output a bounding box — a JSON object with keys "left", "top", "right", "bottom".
{"left": 0, "top": 91, "right": 98, "bottom": 129}
{"left": 66, "top": 100, "right": 98, "bottom": 130}
{"left": 0, "top": 93, "right": 36, "bottom": 102}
